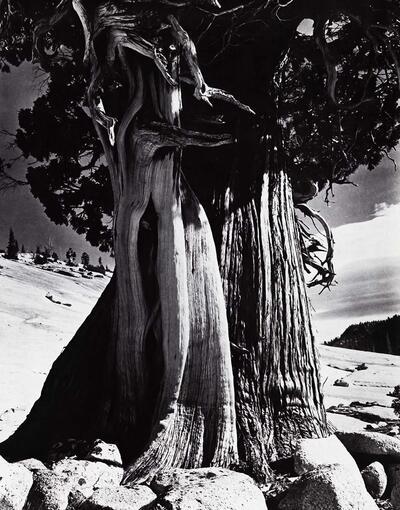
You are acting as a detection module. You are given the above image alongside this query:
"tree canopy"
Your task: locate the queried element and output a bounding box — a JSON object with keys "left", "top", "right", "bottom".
{"left": 1, "top": 0, "right": 400, "bottom": 252}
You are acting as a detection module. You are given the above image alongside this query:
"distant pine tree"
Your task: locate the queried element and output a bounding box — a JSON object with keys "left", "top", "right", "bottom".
{"left": 81, "top": 252, "right": 90, "bottom": 267}
{"left": 21, "top": 245, "right": 26, "bottom": 254}
{"left": 5, "top": 228, "right": 19, "bottom": 260}
{"left": 66, "top": 248, "right": 77, "bottom": 266}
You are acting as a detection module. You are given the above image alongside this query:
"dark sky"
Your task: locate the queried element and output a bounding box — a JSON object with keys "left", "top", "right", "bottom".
{"left": 0, "top": 63, "right": 113, "bottom": 266}
{"left": 1, "top": 61, "right": 399, "bottom": 341}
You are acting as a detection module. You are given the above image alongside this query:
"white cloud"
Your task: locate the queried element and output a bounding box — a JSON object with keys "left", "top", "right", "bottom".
{"left": 373, "top": 201, "right": 389, "bottom": 217}
{"left": 310, "top": 202, "right": 400, "bottom": 342}
{"left": 332, "top": 202, "right": 400, "bottom": 270}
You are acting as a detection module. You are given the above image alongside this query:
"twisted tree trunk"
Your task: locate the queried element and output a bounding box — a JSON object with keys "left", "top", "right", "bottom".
{"left": 1, "top": 45, "right": 238, "bottom": 484}
{"left": 0, "top": 2, "right": 329, "bottom": 484}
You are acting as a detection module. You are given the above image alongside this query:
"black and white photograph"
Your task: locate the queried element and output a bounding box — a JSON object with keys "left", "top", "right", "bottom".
{"left": 0, "top": 1, "right": 399, "bottom": 508}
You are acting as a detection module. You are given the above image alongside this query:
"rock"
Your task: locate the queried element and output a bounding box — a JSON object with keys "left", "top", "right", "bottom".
{"left": 84, "top": 440, "right": 122, "bottom": 467}
{"left": 66, "top": 489, "right": 86, "bottom": 509}
{"left": 361, "top": 462, "right": 387, "bottom": 498}
{"left": 278, "top": 464, "right": 378, "bottom": 510}
{"left": 78, "top": 486, "right": 156, "bottom": 510}
{"left": 151, "top": 467, "right": 267, "bottom": 510}
{"left": 334, "top": 379, "right": 350, "bottom": 387}
{"left": 0, "top": 455, "right": 33, "bottom": 510}
{"left": 337, "top": 431, "right": 400, "bottom": 461}
{"left": 24, "top": 469, "right": 72, "bottom": 510}
{"left": 17, "top": 459, "right": 47, "bottom": 472}
{"left": 51, "top": 459, "right": 123, "bottom": 497}
{"left": 294, "top": 435, "right": 360, "bottom": 477}
{"left": 365, "top": 422, "right": 388, "bottom": 431}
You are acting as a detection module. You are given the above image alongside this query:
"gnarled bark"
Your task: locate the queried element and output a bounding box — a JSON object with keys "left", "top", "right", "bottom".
{"left": 219, "top": 154, "right": 329, "bottom": 481}
{"left": 0, "top": 28, "right": 237, "bottom": 484}
{"left": 0, "top": 2, "right": 329, "bottom": 485}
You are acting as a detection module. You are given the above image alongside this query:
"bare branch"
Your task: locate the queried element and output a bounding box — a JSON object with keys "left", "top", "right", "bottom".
{"left": 136, "top": 121, "right": 235, "bottom": 149}
{"left": 296, "top": 203, "right": 335, "bottom": 291}
{"left": 33, "top": 0, "right": 72, "bottom": 66}
{"left": 72, "top": 0, "right": 91, "bottom": 64}
{"left": 314, "top": 18, "right": 375, "bottom": 111}
{"left": 112, "top": 29, "right": 176, "bottom": 86}
{"left": 168, "top": 15, "right": 255, "bottom": 115}
{"left": 0, "top": 164, "right": 28, "bottom": 193}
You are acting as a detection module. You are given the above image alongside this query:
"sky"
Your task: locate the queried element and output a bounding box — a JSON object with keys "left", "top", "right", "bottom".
{"left": 0, "top": 63, "right": 113, "bottom": 267}
{"left": 309, "top": 166, "right": 400, "bottom": 342}
{"left": 0, "top": 61, "right": 399, "bottom": 343}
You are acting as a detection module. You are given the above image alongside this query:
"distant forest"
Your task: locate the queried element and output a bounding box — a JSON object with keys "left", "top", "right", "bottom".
{"left": 326, "top": 315, "right": 400, "bottom": 354}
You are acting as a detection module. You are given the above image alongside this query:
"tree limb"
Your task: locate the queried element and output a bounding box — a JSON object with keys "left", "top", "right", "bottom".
{"left": 0, "top": 165, "right": 28, "bottom": 193}
{"left": 296, "top": 203, "right": 335, "bottom": 291}
{"left": 33, "top": 0, "right": 72, "bottom": 66}
{"left": 168, "top": 15, "right": 255, "bottom": 115}
{"left": 136, "top": 121, "right": 235, "bottom": 148}
{"left": 72, "top": 0, "right": 91, "bottom": 64}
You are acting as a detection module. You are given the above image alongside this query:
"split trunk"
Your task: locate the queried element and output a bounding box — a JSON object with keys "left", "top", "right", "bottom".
{"left": 0, "top": 10, "right": 329, "bottom": 484}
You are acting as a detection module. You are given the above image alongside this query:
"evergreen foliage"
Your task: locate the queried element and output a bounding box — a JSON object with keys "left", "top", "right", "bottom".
{"left": 5, "top": 228, "right": 19, "bottom": 260}
{"left": 81, "top": 252, "right": 89, "bottom": 267}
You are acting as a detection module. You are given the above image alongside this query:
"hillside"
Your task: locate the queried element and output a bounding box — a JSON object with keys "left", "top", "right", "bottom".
{"left": 1, "top": 254, "right": 400, "bottom": 441}
{"left": 326, "top": 315, "right": 400, "bottom": 354}
{"left": 0, "top": 254, "right": 109, "bottom": 441}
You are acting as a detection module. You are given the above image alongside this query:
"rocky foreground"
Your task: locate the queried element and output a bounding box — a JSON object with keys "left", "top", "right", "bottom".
{"left": 2, "top": 255, "right": 400, "bottom": 508}
{"left": 4, "top": 430, "right": 400, "bottom": 509}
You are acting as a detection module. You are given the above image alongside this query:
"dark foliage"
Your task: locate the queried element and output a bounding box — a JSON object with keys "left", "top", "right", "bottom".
{"left": 5, "top": 227, "right": 18, "bottom": 259}
{"left": 81, "top": 251, "right": 89, "bottom": 267}
{"left": 65, "top": 247, "right": 76, "bottom": 265}
{"left": 325, "top": 314, "right": 400, "bottom": 354}
{"left": 392, "top": 385, "right": 400, "bottom": 418}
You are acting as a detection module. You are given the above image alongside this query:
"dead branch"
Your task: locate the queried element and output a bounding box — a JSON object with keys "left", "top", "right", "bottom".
{"left": 136, "top": 121, "right": 235, "bottom": 148}
{"left": 296, "top": 203, "right": 335, "bottom": 291}
{"left": 33, "top": 0, "right": 72, "bottom": 66}
{"left": 0, "top": 164, "right": 28, "bottom": 193}
{"left": 314, "top": 18, "right": 375, "bottom": 111}
{"left": 72, "top": 0, "right": 91, "bottom": 64}
{"left": 168, "top": 15, "right": 255, "bottom": 115}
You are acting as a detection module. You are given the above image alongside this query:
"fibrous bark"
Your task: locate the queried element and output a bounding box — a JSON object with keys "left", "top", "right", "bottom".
{"left": 0, "top": 0, "right": 330, "bottom": 484}
{"left": 1, "top": 6, "right": 238, "bottom": 484}
{"left": 218, "top": 141, "right": 329, "bottom": 480}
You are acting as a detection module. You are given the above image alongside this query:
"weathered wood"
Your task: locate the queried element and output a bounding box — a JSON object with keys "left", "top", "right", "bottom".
{"left": 217, "top": 131, "right": 329, "bottom": 480}
{"left": 0, "top": 2, "right": 330, "bottom": 484}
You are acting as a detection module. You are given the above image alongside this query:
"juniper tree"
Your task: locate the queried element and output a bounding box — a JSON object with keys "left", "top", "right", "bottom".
{"left": 0, "top": 0, "right": 399, "bottom": 484}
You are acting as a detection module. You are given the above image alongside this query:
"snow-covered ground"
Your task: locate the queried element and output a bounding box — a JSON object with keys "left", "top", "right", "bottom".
{"left": 0, "top": 254, "right": 399, "bottom": 442}
{"left": 0, "top": 254, "right": 109, "bottom": 441}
